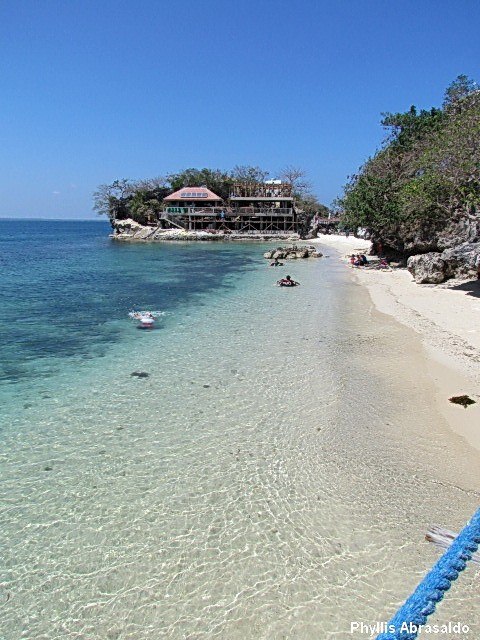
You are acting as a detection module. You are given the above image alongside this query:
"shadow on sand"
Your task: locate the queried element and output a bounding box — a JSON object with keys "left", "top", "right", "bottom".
{"left": 449, "top": 279, "right": 480, "bottom": 299}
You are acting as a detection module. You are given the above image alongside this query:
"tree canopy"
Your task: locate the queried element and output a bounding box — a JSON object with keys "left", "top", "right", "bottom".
{"left": 338, "top": 76, "right": 480, "bottom": 252}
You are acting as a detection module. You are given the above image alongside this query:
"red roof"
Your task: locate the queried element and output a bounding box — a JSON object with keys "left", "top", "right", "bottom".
{"left": 164, "top": 186, "right": 222, "bottom": 201}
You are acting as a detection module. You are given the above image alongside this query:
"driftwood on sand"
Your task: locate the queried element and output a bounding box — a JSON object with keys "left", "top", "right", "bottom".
{"left": 426, "top": 525, "right": 480, "bottom": 565}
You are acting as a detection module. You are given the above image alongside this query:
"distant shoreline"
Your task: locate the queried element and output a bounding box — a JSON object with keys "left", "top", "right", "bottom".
{"left": 0, "top": 217, "right": 105, "bottom": 222}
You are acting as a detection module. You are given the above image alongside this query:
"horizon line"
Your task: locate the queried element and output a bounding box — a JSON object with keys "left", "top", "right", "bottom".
{"left": 0, "top": 216, "right": 106, "bottom": 221}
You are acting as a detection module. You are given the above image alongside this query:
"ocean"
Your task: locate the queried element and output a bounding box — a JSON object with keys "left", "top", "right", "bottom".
{"left": 0, "top": 220, "right": 478, "bottom": 639}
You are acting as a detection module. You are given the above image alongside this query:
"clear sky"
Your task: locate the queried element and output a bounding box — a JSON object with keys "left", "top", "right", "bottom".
{"left": 1, "top": 0, "right": 479, "bottom": 219}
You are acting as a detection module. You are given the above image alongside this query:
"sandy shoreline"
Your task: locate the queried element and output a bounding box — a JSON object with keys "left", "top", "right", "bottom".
{"left": 314, "top": 234, "right": 480, "bottom": 453}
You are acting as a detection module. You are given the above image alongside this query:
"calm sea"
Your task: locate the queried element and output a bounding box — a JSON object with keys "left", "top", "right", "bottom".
{"left": 0, "top": 219, "right": 259, "bottom": 386}
{"left": 1, "top": 220, "right": 478, "bottom": 639}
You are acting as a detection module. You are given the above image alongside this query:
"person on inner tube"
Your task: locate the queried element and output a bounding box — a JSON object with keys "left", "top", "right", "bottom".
{"left": 277, "top": 275, "right": 300, "bottom": 286}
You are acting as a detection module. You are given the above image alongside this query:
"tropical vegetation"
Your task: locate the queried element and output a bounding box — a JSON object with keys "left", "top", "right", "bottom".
{"left": 94, "top": 165, "right": 328, "bottom": 226}
{"left": 338, "top": 75, "right": 480, "bottom": 254}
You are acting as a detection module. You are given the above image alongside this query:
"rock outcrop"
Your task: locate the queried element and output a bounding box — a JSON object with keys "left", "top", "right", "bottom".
{"left": 263, "top": 246, "right": 323, "bottom": 260}
{"left": 387, "top": 215, "right": 480, "bottom": 257}
{"left": 406, "top": 253, "right": 446, "bottom": 284}
{"left": 370, "top": 210, "right": 480, "bottom": 284}
{"left": 441, "top": 243, "right": 480, "bottom": 280}
{"left": 407, "top": 241, "right": 480, "bottom": 284}
{"left": 111, "top": 220, "right": 300, "bottom": 242}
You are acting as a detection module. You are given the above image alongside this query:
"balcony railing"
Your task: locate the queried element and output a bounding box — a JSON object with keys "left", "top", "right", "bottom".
{"left": 163, "top": 207, "right": 294, "bottom": 217}
{"left": 230, "top": 183, "right": 293, "bottom": 198}
{"left": 163, "top": 207, "right": 226, "bottom": 215}
{"left": 233, "top": 207, "right": 293, "bottom": 216}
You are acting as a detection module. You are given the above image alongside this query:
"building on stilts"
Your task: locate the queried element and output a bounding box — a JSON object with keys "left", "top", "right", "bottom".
{"left": 159, "top": 181, "right": 299, "bottom": 235}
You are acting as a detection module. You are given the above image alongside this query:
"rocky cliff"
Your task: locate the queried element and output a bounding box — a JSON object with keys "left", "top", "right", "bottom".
{"left": 110, "top": 219, "right": 300, "bottom": 242}
{"left": 373, "top": 212, "right": 480, "bottom": 284}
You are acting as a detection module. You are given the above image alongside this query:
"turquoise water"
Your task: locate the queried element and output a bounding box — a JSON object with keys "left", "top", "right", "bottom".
{"left": 1, "top": 221, "right": 479, "bottom": 639}
{"left": 0, "top": 220, "right": 258, "bottom": 385}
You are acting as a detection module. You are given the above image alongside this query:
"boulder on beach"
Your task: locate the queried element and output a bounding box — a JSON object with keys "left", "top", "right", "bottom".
{"left": 407, "top": 242, "right": 480, "bottom": 283}
{"left": 407, "top": 253, "right": 446, "bottom": 284}
{"left": 441, "top": 242, "right": 480, "bottom": 280}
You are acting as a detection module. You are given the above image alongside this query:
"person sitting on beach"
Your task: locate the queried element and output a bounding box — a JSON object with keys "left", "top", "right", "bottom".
{"left": 349, "top": 254, "right": 356, "bottom": 267}
{"left": 360, "top": 254, "right": 368, "bottom": 265}
{"left": 354, "top": 254, "right": 364, "bottom": 267}
{"left": 377, "top": 258, "right": 392, "bottom": 270}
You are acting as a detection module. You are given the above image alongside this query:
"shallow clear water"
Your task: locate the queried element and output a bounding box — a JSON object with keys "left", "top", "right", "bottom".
{"left": 1, "top": 221, "right": 479, "bottom": 639}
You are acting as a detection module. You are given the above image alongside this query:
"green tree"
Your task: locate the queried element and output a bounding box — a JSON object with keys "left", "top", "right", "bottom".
{"left": 128, "top": 190, "right": 163, "bottom": 225}
{"left": 339, "top": 76, "right": 479, "bottom": 254}
{"left": 443, "top": 74, "right": 478, "bottom": 110}
{"left": 167, "top": 168, "right": 233, "bottom": 200}
{"left": 296, "top": 193, "right": 329, "bottom": 216}
{"left": 93, "top": 179, "right": 134, "bottom": 225}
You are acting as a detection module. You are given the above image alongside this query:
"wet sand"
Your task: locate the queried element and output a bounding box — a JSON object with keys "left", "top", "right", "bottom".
{"left": 316, "top": 234, "right": 480, "bottom": 454}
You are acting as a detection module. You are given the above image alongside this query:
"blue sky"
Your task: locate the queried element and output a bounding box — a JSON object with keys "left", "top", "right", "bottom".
{"left": 1, "top": 0, "right": 479, "bottom": 219}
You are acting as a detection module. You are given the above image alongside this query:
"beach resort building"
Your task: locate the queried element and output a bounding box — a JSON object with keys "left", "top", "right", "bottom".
{"left": 159, "top": 181, "right": 299, "bottom": 234}
{"left": 228, "top": 180, "right": 298, "bottom": 234}
{"left": 162, "top": 187, "right": 224, "bottom": 228}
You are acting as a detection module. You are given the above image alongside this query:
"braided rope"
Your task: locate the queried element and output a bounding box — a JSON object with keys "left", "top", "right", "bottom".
{"left": 376, "top": 508, "right": 480, "bottom": 639}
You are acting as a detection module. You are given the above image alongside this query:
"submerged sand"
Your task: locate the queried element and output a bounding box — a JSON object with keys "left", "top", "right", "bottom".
{"left": 1, "top": 242, "right": 479, "bottom": 639}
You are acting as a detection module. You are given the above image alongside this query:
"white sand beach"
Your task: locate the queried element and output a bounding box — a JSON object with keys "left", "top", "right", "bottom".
{"left": 315, "top": 234, "right": 480, "bottom": 452}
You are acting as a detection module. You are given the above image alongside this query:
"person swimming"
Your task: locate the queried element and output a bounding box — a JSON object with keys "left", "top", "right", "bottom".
{"left": 277, "top": 275, "right": 300, "bottom": 287}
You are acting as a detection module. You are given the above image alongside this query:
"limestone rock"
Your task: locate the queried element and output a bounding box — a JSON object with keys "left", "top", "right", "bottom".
{"left": 264, "top": 246, "right": 323, "bottom": 260}
{"left": 407, "top": 253, "right": 446, "bottom": 284}
{"left": 114, "top": 218, "right": 142, "bottom": 230}
{"left": 441, "top": 242, "right": 480, "bottom": 280}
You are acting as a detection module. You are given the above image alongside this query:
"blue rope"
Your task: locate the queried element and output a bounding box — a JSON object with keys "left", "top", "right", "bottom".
{"left": 376, "top": 508, "right": 480, "bottom": 640}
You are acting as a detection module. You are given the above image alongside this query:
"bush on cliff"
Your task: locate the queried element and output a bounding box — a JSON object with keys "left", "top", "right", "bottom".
{"left": 339, "top": 76, "right": 480, "bottom": 257}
